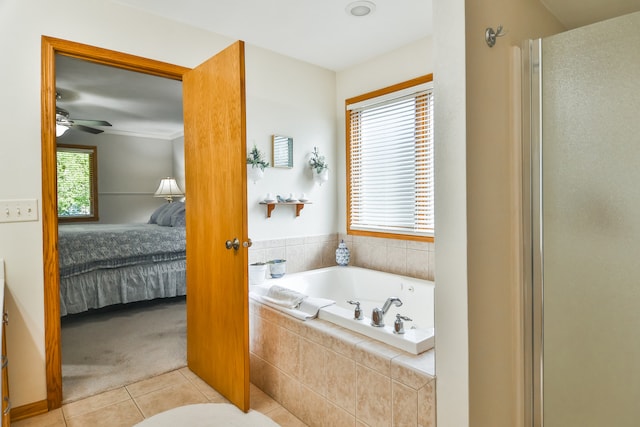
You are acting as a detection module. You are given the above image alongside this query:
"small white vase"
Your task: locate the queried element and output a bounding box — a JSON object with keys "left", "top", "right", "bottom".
{"left": 247, "top": 164, "right": 264, "bottom": 183}
{"left": 313, "top": 168, "right": 329, "bottom": 186}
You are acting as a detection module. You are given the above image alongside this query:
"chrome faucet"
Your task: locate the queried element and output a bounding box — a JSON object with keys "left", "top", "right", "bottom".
{"left": 371, "top": 297, "right": 402, "bottom": 327}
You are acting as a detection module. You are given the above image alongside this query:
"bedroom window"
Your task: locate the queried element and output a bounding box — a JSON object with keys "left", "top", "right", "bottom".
{"left": 346, "top": 74, "right": 434, "bottom": 241}
{"left": 57, "top": 144, "right": 98, "bottom": 222}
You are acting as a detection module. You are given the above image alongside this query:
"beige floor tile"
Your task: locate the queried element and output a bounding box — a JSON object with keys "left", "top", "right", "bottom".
{"left": 178, "top": 367, "right": 229, "bottom": 403}
{"left": 10, "top": 408, "right": 66, "bottom": 427}
{"left": 62, "top": 387, "right": 131, "bottom": 419}
{"left": 264, "top": 406, "right": 308, "bottom": 427}
{"left": 125, "top": 369, "right": 187, "bottom": 398}
{"left": 132, "top": 380, "right": 208, "bottom": 418}
{"left": 250, "top": 383, "right": 281, "bottom": 414}
{"left": 65, "top": 400, "right": 143, "bottom": 427}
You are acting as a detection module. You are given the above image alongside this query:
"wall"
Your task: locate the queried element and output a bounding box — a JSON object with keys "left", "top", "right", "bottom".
{"left": 464, "top": 1, "right": 564, "bottom": 426}
{"left": 61, "top": 131, "right": 175, "bottom": 224}
{"left": 0, "top": 0, "right": 336, "bottom": 408}
{"left": 245, "top": 46, "right": 337, "bottom": 241}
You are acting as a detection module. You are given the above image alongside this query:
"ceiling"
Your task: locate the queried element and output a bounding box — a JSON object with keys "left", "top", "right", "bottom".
{"left": 55, "top": 0, "right": 640, "bottom": 140}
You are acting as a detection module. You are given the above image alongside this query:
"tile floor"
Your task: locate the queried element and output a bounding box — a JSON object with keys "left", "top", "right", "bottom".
{"left": 12, "top": 367, "right": 306, "bottom": 427}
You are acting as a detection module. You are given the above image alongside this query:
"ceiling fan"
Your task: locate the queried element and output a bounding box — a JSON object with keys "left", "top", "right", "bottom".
{"left": 56, "top": 107, "right": 112, "bottom": 136}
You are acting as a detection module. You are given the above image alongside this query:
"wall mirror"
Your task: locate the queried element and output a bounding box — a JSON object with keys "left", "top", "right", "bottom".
{"left": 272, "top": 135, "right": 293, "bottom": 168}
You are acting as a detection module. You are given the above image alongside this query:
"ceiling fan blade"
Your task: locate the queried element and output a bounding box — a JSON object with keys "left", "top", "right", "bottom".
{"left": 73, "top": 124, "right": 104, "bottom": 134}
{"left": 72, "top": 119, "right": 112, "bottom": 127}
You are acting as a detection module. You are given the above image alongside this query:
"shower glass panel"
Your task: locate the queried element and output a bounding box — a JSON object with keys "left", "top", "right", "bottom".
{"left": 531, "top": 11, "right": 640, "bottom": 427}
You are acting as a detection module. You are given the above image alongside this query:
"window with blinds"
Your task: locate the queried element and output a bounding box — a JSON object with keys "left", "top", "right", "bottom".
{"left": 56, "top": 144, "right": 99, "bottom": 222}
{"left": 346, "top": 75, "right": 434, "bottom": 240}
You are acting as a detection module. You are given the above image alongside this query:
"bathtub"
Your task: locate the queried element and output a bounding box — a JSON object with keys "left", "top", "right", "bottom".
{"left": 249, "top": 266, "right": 435, "bottom": 354}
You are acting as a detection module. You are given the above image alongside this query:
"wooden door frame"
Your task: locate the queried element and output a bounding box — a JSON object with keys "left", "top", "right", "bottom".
{"left": 41, "top": 36, "right": 190, "bottom": 409}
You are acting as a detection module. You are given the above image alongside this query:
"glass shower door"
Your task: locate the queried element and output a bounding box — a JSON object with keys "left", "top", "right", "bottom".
{"left": 531, "top": 11, "right": 640, "bottom": 427}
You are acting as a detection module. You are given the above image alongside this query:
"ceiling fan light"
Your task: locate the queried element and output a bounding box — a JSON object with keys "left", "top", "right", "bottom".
{"left": 346, "top": 1, "right": 376, "bottom": 17}
{"left": 56, "top": 124, "right": 69, "bottom": 137}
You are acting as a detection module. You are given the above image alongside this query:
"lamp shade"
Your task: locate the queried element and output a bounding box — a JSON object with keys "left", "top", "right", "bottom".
{"left": 154, "top": 177, "right": 184, "bottom": 202}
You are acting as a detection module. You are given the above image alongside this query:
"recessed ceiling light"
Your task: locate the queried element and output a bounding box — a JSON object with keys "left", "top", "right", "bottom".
{"left": 346, "top": 1, "right": 376, "bottom": 17}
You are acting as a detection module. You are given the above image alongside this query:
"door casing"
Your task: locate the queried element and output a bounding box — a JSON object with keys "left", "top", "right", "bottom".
{"left": 41, "top": 36, "right": 249, "bottom": 410}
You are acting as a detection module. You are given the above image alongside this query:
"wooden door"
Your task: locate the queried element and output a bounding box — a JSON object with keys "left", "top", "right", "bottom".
{"left": 183, "top": 41, "right": 250, "bottom": 411}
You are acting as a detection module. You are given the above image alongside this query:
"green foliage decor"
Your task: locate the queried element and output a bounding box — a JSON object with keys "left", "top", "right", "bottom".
{"left": 247, "top": 144, "right": 269, "bottom": 171}
{"left": 309, "top": 146, "right": 328, "bottom": 174}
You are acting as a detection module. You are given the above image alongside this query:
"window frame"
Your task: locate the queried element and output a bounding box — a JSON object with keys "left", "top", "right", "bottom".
{"left": 346, "top": 74, "right": 434, "bottom": 242}
{"left": 56, "top": 143, "right": 99, "bottom": 223}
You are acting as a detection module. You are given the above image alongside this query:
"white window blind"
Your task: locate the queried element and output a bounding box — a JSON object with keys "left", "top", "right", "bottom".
{"left": 348, "top": 84, "right": 434, "bottom": 238}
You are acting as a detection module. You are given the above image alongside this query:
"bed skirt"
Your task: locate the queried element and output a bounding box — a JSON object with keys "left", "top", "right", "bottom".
{"left": 60, "top": 260, "right": 186, "bottom": 316}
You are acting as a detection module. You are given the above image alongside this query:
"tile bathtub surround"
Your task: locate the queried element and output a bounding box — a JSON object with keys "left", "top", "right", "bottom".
{"left": 249, "top": 301, "right": 436, "bottom": 427}
{"left": 249, "top": 233, "right": 435, "bottom": 281}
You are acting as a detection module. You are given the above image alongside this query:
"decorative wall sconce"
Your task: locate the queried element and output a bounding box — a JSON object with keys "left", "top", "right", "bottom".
{"left": 309, "top": 146, "right": 329, "bottom": 186}
{"left": 247, "top": 144, "right": 269, "bottom": 183}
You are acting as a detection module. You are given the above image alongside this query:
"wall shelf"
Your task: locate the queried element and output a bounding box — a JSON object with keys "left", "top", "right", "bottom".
{"left": 259, "top": 201, "right": 311, "bottom": 218}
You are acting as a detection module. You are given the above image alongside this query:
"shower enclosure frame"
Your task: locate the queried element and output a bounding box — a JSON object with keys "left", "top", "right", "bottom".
{"left": 522, "top": 38, "right": 543, "bottom": 427}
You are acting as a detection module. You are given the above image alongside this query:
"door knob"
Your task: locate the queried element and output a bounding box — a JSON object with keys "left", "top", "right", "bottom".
{"left": 243, "top": 238, "right": 252, "bottom": 248}
{"left": 225, "top": 238, "right": 240, "bottom": 250}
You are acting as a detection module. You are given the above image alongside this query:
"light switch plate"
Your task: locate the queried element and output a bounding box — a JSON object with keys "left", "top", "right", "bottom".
{"left": 0, "top": 199, "right": 39, "bottom": 223}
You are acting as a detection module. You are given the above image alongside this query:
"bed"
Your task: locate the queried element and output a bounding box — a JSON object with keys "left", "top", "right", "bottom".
{"left": 58, "top": 202, "right": 186, "bottom": 316}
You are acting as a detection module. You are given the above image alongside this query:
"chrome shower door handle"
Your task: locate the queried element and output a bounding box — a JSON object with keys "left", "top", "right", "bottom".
{"left": 225, "top": 238, "right": 241, "bottom": 250}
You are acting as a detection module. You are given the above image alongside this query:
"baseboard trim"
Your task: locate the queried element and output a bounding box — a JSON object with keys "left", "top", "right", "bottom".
{"left": 11, "top": 399, "right": 48, "bottom": 422}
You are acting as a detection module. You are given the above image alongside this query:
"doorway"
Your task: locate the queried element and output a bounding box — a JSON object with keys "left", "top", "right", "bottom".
{"left": 42, "top": 36, "right": 250, "bottom": 411}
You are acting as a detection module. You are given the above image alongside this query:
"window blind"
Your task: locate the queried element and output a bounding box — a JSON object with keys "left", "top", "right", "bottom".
{"left": 348, "top": 86, "right": 434, "bottom": 237}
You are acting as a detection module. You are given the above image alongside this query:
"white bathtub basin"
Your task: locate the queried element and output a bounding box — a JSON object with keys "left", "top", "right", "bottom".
{"left": 250, "top": 266, "right": 435, "bottom": 354}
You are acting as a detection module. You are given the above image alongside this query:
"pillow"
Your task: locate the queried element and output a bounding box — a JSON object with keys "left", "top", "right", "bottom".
{"left": 156, "top": 202, "right": 185, "bottom": 226}
{"left": 170, "top": 208, "right": 186, "bottom": 227}
{"left": 148, "top": 203, "right": 172, "bottom": 224}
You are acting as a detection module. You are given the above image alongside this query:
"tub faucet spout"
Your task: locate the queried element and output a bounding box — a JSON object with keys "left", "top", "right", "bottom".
{"left": 371, "top": 297, "right": 402, "bottom": 327}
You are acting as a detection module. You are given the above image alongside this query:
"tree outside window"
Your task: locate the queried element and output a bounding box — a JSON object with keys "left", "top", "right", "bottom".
{"left": 57, "top": 144, "right": 98, "bottom": 222}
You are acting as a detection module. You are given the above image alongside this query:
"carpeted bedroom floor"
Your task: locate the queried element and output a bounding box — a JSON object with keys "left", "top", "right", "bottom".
{"left": 61, "top": 297, "right": 187, "bottom": 403}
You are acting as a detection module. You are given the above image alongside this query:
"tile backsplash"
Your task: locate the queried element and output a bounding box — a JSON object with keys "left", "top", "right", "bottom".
{"left": 249, "top": 233, "right": 435, "bottom": 281}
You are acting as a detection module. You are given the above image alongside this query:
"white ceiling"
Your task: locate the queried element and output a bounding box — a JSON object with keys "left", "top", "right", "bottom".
{"left": 55, "top": 0, "right": 640, "bottom": 140}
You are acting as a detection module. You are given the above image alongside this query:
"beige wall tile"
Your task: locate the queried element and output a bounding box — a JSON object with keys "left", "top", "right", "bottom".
{"left": 275, "top": 326, "right": 301, "bottom": 378}
{"left": 392, "top": 381, "right": 418, "bottom": 426}
{"left": 260, "top": 319, "right": 282, "bottom": 366}
{"left": 391, "top": 351, "right": 435, "bottom": 389}
{"left": 356, "top": 365, "right": 392, "bottom": 426}
{"left": 250, "top": 352, "right": 267, "bottom": 391}
{"left": 324, "top": 326, "right": 368, "bottom": 359}
{"left": 286, "top": 245, "right": 306, "bottom": 273}
{"left": 299, "top": 338, "right": 327, "bottom": 394}
{"left": 324, "top": 401, "right": 356, "bottom": 427}
{"left": 279, "top": 373, "right": 304, "bottom": 418}
{"left": 405, "top": 249, "right": 430, "bottom": 281}
{"left": 266, "top": 247, "right": 287, "bottom": 263}
{"left": 325, "top": 349, "right": 356, "bottom": 415}
{"left": 261, "top": 359, "right": 283, "bottom": 402}
{"left": 297, "top": 385, "right": 327, "bottom": 427}
{"left": 304, "top": 243, "right": 325, "bottom": 270}
{"left": 355, "top": 340, "right": 402, "bottom": 377}
{"left": 418, "top": 380, "right": 436, "bottom": 427}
